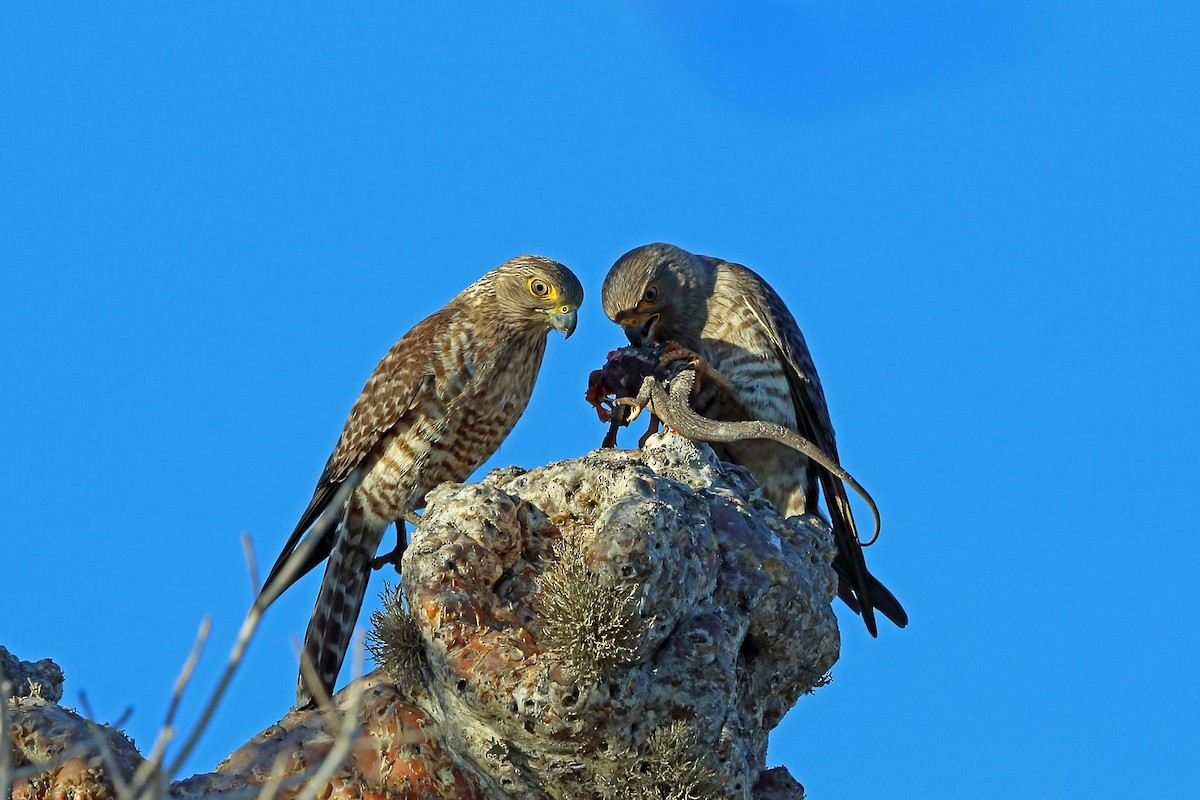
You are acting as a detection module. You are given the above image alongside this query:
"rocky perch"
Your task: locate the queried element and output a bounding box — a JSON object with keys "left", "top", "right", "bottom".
{"left": 6, "top": 434, "right": 840, "bottom": 799}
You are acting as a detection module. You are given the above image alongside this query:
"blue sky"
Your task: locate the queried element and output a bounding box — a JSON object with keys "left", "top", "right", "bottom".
{"left": 3, "top": 2, "right": 1197, "bottom": 796}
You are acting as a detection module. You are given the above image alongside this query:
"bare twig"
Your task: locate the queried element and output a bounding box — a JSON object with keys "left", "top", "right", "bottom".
{"left": 129, "top": 616, "right": 213, "bottom": 798}
{"left": 78, "top": 691, "right": 134, "bottom": 799}
{"left": 4, "top": 745, "right": 95, "bottom": 785}
{"left": 258, "top": 476, "right": 358, "bottom": 609}
{"left": 242, "top": 533, "right": 261, "bottom": 598}
{"left": 0, "top": 669, "right": 12, "bottom": 800}
{"left": 165, "top": 506, "right": 342, "bottom": 780}
{"left": 253, "top": 747, "right": 298, "bottom": 800}
{"left": 165, "top": 606, "right": 261, "bottom": 778}
{"left": 295, "top": 631, "right": 366, "bottom": 800}
{"left": 2, "top": 675, "right": 93, "bottom": 785}
{"left": 294, "top": 639, "right": 340, "bottom": 725}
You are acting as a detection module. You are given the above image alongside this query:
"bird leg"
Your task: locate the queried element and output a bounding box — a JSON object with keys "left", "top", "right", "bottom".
{"left": 371, "top": 518, "right": 411, "bottom": 572}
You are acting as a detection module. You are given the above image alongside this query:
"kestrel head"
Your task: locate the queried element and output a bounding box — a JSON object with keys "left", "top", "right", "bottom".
{"left": 489, "top": 255, "right": 584, "bottom": 338}
{"left": 601, "top": 243, "right": 715, "bottom": 348}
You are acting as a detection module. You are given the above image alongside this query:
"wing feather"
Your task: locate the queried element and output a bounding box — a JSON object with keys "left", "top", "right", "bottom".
{"left": 260, "top": 307, "right": 450, "bottom": 600}
{"left": 733, "top": 263, "right": 906, "bottom": 632}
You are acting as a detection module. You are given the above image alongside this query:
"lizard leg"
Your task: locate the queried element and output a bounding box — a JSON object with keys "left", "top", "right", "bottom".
{"left": 660, "top": 343, "right": 733, "bottom": 396}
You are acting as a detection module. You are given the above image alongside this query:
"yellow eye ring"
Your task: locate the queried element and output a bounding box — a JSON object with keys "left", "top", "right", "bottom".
{"left": 642, "top": 283, "right": 659, "bottom": 304}
{"left": 529, "top": 278, "right": 551, "bottom": 298}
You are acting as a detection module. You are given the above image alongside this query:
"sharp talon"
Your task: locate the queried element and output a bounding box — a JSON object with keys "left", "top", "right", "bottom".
{"left": 614, "top": 397, "right": 645, "bottom": 423}
{"left": 371, "top": 547, "right": 403, "bottom": 572}
{"left": 372, "top": 519, "right": 408, "bottom": 571}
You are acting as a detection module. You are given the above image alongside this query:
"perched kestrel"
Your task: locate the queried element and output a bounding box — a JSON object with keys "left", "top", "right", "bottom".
{"left": 601, "top": 243, "right": 906, "bottom": 636}
{"left": 262, "top": 255, "right": 584, "bottom": 706}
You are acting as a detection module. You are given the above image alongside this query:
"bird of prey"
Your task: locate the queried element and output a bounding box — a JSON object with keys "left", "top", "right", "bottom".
{"left": 601, "top": 243, "right": 906, "bottom": 636}
{"left": 262, "top": 255, "right": 583, "bottom": 706}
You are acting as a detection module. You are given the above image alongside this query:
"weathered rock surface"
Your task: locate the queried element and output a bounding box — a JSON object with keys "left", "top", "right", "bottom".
{"left": 6, "top": 435, "right": 840, "bottom": 799}
{"left": 3, "top": 646, "right": 144, "bottom": 800}
{"left": 1, "top": 647, "right": 65, "bottom": 704}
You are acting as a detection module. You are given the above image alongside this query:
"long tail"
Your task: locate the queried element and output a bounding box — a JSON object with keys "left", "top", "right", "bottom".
{"left": 642, "top": 364, "right": 907, "bottom": 634}
{"left": 296, "top": 497, "right": 384, "bottom": 708}
{"left": 824, "top": 473, "right": 908, "bottom": 636}
{"left": 834, "top": 560, "right": 909, "bottom": 632}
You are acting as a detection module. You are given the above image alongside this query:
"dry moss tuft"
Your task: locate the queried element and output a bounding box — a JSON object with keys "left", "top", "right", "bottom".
{"left": 366, "top": 583, "right": 425, "bottom": 690}
{"left": 532, "top": 537, "right": 644, "bottom": 683}
{"left": 596, "top": 720, "right": 725, "bottom": 800}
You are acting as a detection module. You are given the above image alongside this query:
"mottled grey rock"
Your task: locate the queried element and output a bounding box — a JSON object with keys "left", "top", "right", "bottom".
{"left": 402, "top": 432, "right": 839, "bottom": 799}
{"left": 1, "top": 646, "right": 64, "bottom": 703}
{"left": 5, "top": 434, "right": 838, "bottom": 800}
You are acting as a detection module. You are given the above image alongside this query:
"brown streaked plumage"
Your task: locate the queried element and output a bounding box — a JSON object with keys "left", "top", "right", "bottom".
{"left": 262, "top": 255, "right": 583, "bottom": 706}
{"left": 601, "top": 242, "right": 906, "bottom": 636}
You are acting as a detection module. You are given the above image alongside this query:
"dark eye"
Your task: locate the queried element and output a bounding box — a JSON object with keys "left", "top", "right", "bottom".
{"left": 642, "top": 284, "right": 659, "bottom": 303}
{"left": 530, "top": 278, "right": 550, "bottom": 297}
